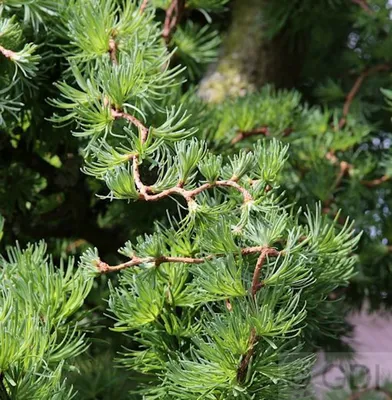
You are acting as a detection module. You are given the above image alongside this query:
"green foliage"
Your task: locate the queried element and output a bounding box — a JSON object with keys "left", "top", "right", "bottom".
{"left": 0, "top": 241, "right": 93, "bottom": 399}
{"left": 66, "top": 351, "right": 134, "bottom": 400}
{"left": 0, "top": 13, "right": 40, "bottom": 121}
{"left": 1, "top": 0, "right": 59, "bottom": 30}
{"left": 209, "top": 72, "right": 392, "bottom": 311}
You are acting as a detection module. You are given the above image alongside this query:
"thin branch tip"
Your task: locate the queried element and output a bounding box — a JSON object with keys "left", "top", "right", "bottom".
{"left": 0, "top": 45, "right": 15, "bottom": 60}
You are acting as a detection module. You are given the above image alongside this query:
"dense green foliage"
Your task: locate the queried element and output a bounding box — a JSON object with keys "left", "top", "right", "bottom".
{"left": 1, "top": 0, "right": 392, "bottom": 399}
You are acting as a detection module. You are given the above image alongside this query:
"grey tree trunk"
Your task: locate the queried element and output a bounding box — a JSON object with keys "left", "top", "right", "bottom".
{"left": 199, "top": 0, "right": 305, "bottom": 102}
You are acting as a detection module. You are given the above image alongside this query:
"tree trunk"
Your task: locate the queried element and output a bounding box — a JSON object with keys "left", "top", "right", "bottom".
{"left": 198, "top": 0, "right": 305, "bottom": 102}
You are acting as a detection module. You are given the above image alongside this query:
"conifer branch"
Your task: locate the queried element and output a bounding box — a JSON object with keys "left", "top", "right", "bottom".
{"left": 162, "top": 0, "right": 185, "bottom": 44}
{"left": 97, "top": 255, "right": 205, "bottom": 272}
{"left": 95, "top": 246, "right": 281, "bottom": 273}
{"left": 338, "top": 64, "right": 391, "bottom": 129}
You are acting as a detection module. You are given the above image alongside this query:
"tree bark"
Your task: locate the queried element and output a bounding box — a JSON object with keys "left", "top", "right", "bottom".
{"left": 198, "top": 0, "right": 305, "bottom": 102}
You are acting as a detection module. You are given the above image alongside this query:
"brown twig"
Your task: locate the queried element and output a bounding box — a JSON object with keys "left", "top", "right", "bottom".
{"left": 231, "top": 127, "right": 269, "bottom": 145}
{"left": 361, "top": 175, "right": 390, "bottom": 187}
{"left": 140, "top": 0, "right": 149, "bottom": 12}
{"left": 97, "top": 255, "right": 204, "bottom": 273}
{"left": 323, "top": 160, "right": 351, "bottom": 210}
{"left": 237, "top": 327, "right": 257, "bottom": 383}
{"left": 231, "top": 127, "right": 293, "bottom": 145}
{"left": 162, "top": 0, "right": 185, "bottom": 44}
{"left": 351, "top": 0, "right": 373, "bottom": 14}
{"left": 65, "top": 239, "right": 88, "bottom": 253}
{"left": 251, "top": 248, "right": 279, "bottom": 296}
{"left": 95, "top": 245, "right": 280, "bottom": 273}
{"left": 108, "top": 38, "right": 118, "bottom": 65}
{"left": 0, "top": 45, "right": 15, "bottom": 60}
{"left": 348, "top": 387, "right": 392, "bottom": 400}
{"left": 215, "top": 181, "right": 253, "bottom": 202}
{"left": 111, "top": 109, "right": 149, "bottom": 143}
{"left": 131, "top": 155, "right": 253, "bottom": 205}
{"left": 334, "top": 161, "right": 351, "bottom": 190}
{"left": 282, "top": 128, "right": 294, "bottom": 137}
{"left": 326, "top": 151, "right": 390, "bottom": 190}
{"left": 338, "top": 64, "right": 391, "bottom": 129}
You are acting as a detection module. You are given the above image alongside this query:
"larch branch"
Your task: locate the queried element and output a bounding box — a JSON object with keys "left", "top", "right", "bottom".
{"left": 95, "top": 245, "right": 281, "bottom": 273}
{"left": 131, "top": 155, "right": 254, "bottom": 205}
